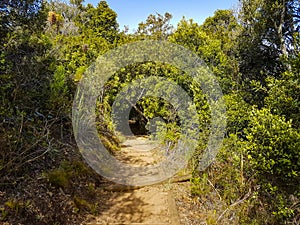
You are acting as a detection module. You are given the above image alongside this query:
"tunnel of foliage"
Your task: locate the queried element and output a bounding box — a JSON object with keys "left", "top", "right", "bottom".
{"left": 0, "top": 0, "right": 299, "bottom": 224}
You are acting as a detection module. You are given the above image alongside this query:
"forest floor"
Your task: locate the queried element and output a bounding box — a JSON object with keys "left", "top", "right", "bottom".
{"left": 1, "top": 135, "right": 214, "bottom": 225}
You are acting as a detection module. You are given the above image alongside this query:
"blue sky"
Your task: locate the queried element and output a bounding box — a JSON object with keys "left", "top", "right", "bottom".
{"left": 84, "top": 0, "right": 239, "bottom": 32}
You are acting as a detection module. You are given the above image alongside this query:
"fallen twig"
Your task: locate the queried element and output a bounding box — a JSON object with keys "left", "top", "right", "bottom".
{"left": 217, "top": 187, "right": 252, "bottom": 223}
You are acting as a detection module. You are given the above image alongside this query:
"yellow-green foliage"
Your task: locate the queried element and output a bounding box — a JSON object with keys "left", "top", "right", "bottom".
{"left": 100, "top": 136, "right": 120, "bottom": 153}
{"left": 73, "top": 195, "right": 98, "bottom": 215}
{"left": 73, "top": 196, "right": 91, "bottom": 211}
{"left": 45, "top": 161, "right": 91, "bottom": 188}
{"left": 45, "top": 168, "right": 70, "bottom": 188}
{"left": 2, "top": 199, "right": 31, "bottom": 220}
{"left": 191, "top": 173, "right": 211, "bottom": 196}
{"left": 206, "top": 210, "right": 218, "bottom": 225}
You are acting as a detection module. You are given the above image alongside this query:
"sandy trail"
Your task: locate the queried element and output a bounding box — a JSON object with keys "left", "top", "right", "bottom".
{"left": 87, "top": 136, "right": 180, "bottom": 225}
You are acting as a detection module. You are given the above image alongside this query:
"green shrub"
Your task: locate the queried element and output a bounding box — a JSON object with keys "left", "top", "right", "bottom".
{"left": 49, "top": 65, "right": 69, "bottom": 110}
{"left": 246, "top": 107, "right": 300, "bottom": 182}
{"left": 245, "top": 107, "right": 300, "bottom": 222}
{"left": 44, "top": 161, "right": 92, "bottom": 189}
{"left": 224, "top": 93, "right": 250, "bottom": 136}
{"left": 45, "top": 167, "right": 71, "bottom": 188}
{"left": 191, "top": 173, "right": 211, "bottom": 196}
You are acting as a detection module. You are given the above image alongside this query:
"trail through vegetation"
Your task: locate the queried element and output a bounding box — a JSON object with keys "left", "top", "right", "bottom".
{"left": 1, "top": 0, "right": 299, "bottom": 224}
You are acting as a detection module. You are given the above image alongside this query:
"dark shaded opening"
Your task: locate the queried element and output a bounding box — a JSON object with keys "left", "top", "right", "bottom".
{"left": 128, "top": 107, "right": 148, "bottom": 135}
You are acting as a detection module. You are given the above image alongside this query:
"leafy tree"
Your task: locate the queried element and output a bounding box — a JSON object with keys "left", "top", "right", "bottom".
{"left": 201, "top": 10, "right": 241, "bottom": 92}
{"left": 201, "top": 9, "right": 240, "bottom": 48}
{"left": 0, "top": 0, "right": 50, "bottom": 115}
{"left": 265, "top": 53, "right": 300, "bottom": 128}
{"left": 76, "top": 1, "right": 119, "bottom": 43}
{"left": 45, "top": 0, "right": 121, "bottom": 112}
{"left": 238, "top": 0, "right": 300, "bottom": 104}
{"left": 136, "top": 12, "right": 174, "bottom": 40}
{"left": 0, "top": 0, "right": 45, "bottom": 32}
{"left": 170, "top": 14, "right": 240, "bottom": 93}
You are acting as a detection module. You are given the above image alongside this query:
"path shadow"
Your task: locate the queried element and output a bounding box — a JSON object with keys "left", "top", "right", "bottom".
{"left": 90, "top": 189, "right": 152, "bottom": 224}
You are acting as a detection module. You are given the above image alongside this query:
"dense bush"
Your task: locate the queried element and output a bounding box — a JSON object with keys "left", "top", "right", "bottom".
{"left": 246, "top": 108, "right": 300, "bottom": 182}
{"left": 245, "top": 108, "right": 300, "bottom": 222}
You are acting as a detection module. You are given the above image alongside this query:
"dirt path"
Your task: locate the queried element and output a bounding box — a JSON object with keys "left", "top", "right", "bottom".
{"left": 86, "top": 136, "right": 181, "bottom": 225}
